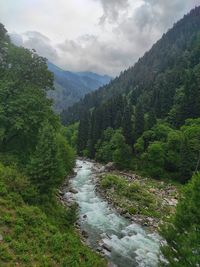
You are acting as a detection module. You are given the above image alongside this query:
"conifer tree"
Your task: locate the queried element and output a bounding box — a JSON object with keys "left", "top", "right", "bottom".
{"left": 135, "top": 103, "right": 144, "bottom": 139}
{"left": 122, "top": 104, "right": 134, "bottom": 146}
{"left": 77, "top": 112, "right": 90, "bottom": 155}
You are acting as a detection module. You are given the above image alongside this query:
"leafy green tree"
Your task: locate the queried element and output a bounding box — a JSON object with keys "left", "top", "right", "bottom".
{"left": 165, "top": 130, "right": 182, "bottom": 173}
{"left": 161, "top": 172, "right": 200, "bottom": 266}
{"left": 27, "top": 122, "right": 60, "bottom": 194}
{"left": 64, "top": 123, "right": 78, "bottom": 150}
{"left": 142, "top": 142, "right": 165, "bottom": 178}
{"left": 56, "top": 133, "right": 75, "bottom": 177}
{"left": 95, "top": 128, "right": 115, "bottom": 162}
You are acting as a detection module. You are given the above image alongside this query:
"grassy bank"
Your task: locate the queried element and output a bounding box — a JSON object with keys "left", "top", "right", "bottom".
{"left": 0, "top": 164, "right": 106, "bottom": 267}
{"left": 99, "top": 173, "right": 179, "bottom": 223}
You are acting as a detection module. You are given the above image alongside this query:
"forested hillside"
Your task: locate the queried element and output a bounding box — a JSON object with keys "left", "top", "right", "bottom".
{"left": 47, "top": 62, "right": 111, "bottom": 113}
{"left": 63, "top": 6, "right": 200, "bottom": 183}
{"left": 62, "top": 7, "right": 200, "bottom": 125}
{"left": 0, "top": 23, "right": 105, "bottom": 266}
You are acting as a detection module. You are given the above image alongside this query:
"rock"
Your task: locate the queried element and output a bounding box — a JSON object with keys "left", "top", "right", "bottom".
{"left": 124, "top": 213, "right": 132, "bottom": 219}
{"left": 101, "top": 233, "right": 111, "bottom": 239}
{"left": 0, "top": 234, "right": 3, "bottom": 242}
{"left": 167, "top": 198, "right": 178, "bottom": 206}
{"left": 69, "top": 188, "right": 78, "bottom": 194}
{"left": 96, "top": 246, "right": 102, "bottom": 252}
{"left": 105, "top": 162, "right": 116, "bottom": 172}
{"left": 99, "top": 166, "right": 106, "bottom": 172}
{"left": 58, "top": 190, "right": 65, "bottom": 196}
{"left": 82, "top": 230, "right": 89, "bottom": 239}
{"left": 149, "top": 188, "right": 156, "bottom": 194}
{"left": 102, "top": 243, "right": 112, "bottom": 252}
{"left": 110, "top": 187, "right": 115, "bottom": 193}
{"left": 108, "top": 262, "right": 118, "bottom": 267}
{"left": 83, "top": 214, "right": 87, "bottom": 219}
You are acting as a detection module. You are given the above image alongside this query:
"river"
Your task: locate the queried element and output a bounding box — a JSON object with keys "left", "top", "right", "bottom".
{"left": 66, "top": 159, "right": 162, "bottom": 267}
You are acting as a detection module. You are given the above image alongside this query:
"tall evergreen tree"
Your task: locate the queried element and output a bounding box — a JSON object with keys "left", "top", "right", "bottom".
{"left": 77, "top": 112, "right": 90, "bottom": 155}
{"left": 122, "top": 104, "right": 134, "bottom": 146}
{"left": 135, "top": 103, "right": 144, "bottom": 139}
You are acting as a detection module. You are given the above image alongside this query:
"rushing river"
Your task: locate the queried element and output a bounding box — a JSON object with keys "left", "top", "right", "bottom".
{"left": 67, "top": 159, "right": 162, "bottom": 267}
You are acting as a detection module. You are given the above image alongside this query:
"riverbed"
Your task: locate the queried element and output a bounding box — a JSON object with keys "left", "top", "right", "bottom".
{"left": 65, "top": 159, "right": 162, "bottom": 267}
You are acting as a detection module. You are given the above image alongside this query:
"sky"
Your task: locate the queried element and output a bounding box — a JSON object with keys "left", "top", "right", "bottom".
{"left": 0, "top": 0, "right": 200, "bottom": 76}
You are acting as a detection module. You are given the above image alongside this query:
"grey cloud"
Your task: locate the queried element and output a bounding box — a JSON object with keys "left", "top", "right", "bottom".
{"left": 113, "top": 0, "right": 200, "bottom": 60}
{"left": 10, "top": 31, "right": 59, "bottom": 62}
{"left": 57, "top": 35, "right": 132, "bottom": 75}
{"left": 10, "top": 33, "right": 24, "bottom": 46}
{"left": 22, "top": 31, "right": 59, "bottom": 61}
{"left": 8, "top": 1, "right": 200, "bottom": 76}
{"left": 134, "top": 0, "right": 200, "bottom": 32}
{"left": 96, "top": 0, "right": 129, "bottom": 24}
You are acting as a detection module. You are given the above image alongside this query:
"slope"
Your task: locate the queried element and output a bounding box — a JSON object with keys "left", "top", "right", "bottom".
{"left": 47, "top": 62, "right": 112, "bottom": 112}
{"left": 61, "top": 6, "right": 200, "bottom": 124}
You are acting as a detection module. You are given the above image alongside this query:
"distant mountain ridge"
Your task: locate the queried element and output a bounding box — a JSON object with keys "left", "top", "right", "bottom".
{"left": 47, "top": 62, "right": 112, "bottom": 112}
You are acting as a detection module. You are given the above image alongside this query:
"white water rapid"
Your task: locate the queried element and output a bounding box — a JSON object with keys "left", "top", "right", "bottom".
{"left": 67, "top": 159, "right": 162, "bottom": 267}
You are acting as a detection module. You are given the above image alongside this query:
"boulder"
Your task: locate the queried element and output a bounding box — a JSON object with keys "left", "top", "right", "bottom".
{"left": 69, "top": 188, "right": 78, "bottom": 194}
{"left": 99, "top": 166, "right": 106, "bottom": 173}
{"left": 105, "top": 162, "right": 116, "bottom": 172}
{"left": 124, "top": 213, "right": 132, "bottom": 219}
{"left": 58, "top": 190, "right": 65, "bottom": 196}
{"left": 82, "top": 230, "right": 89, "bottom": 239}
{"left": 102, "top": 243, "right": 112, "bottom": 252}
{"left": 108, "top": 262, "right": 118, "bottom": 267}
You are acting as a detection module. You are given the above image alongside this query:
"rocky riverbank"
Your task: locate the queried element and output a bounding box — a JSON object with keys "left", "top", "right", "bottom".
{"left": 58, "top": 158, "right": 178, "bottom": 233}
{"left": 91, "top": 161, "right": 179, "bottom": 232}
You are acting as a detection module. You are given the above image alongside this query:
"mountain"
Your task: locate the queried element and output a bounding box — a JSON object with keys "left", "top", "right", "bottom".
{"left": 62, "top": 6, "right": 200, "bottom": 183}
{"left": 61, "top": 6, "right": 200, "bottom": 125}
{"left": 47, "top": 62, "right": 112, "bottom": 112}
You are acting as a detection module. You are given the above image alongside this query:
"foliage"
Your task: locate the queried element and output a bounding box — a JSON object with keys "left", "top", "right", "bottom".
{"left": 160, "top": 172, "right": 200, "bottom": 266}
{"left": 0, "top": 164, "right": 106, "bottom": 267}
{"left": 134, "top": 119, "right": 200, "bottom": 182}
{"left": 95, "top": 128, "right": 132, "bottom": 169}
{"left": 64, "top": 122, "right": 79, "bottom": 150}
{"left": 0, "top": 23, "right": 105, "bottom": 266}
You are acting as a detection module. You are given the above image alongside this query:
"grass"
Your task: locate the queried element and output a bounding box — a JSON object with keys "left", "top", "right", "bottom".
{"left": 100, "top": 174, "right": 178, "bottom": 219}
{"left": 0, "top": 163, "right": 106, "bottom": 267}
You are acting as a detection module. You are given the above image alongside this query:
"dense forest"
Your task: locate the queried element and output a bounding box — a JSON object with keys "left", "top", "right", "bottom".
{"left": 62, "top": 7, "right": 200, "bottom": 266}
{"left": 0, "top": 23, "right": 105, "bottom": 266}
{"left": 63, "top": 7, "right": 200, "bottom": 183}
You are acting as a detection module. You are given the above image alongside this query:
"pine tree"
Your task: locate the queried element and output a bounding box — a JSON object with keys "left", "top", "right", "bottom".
{"left": 122, "top": 104, "right": 134, "bottom": 146}
{"left": 77, "top": 112, "right": 90, "bottom": 155}
{"left": 146, "top": 110, "right": 156, "bottom": 130}
{"left": 135, "top": 103, "right": 144, "bottom": 139}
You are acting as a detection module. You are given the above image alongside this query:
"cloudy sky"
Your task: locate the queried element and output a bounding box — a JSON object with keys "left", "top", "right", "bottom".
{"left": 0, "top": 0, "right": 200, "bottom": 76}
